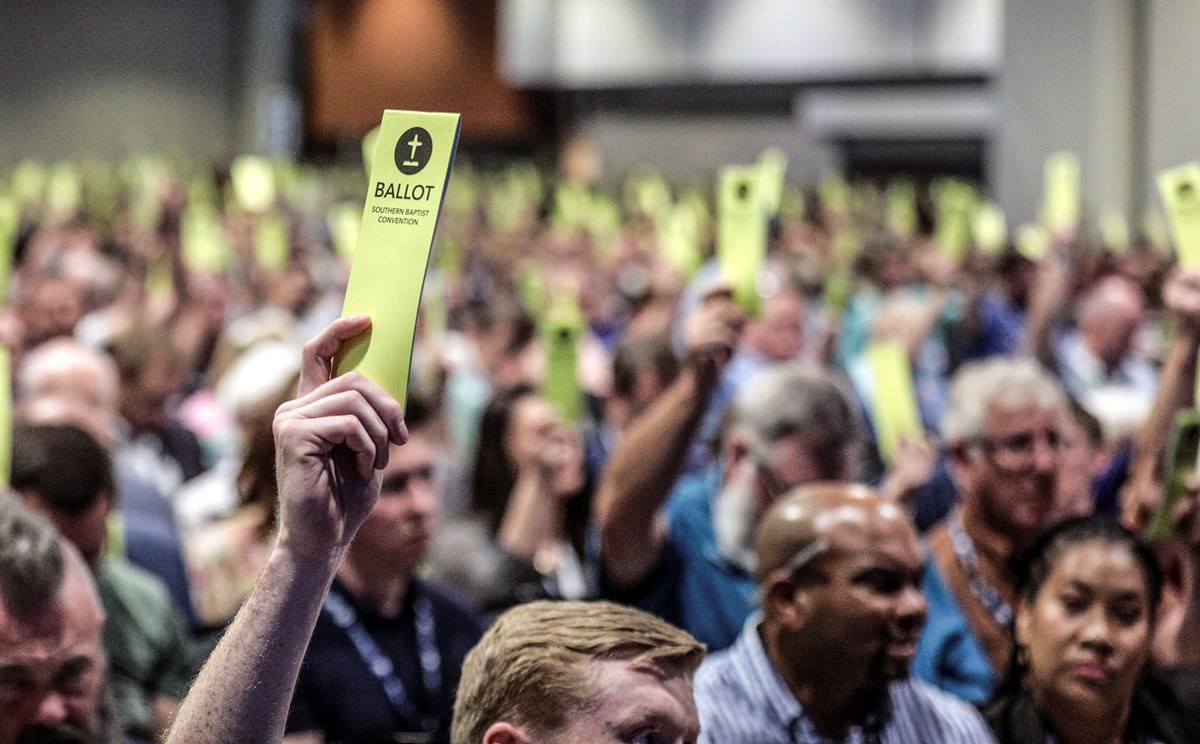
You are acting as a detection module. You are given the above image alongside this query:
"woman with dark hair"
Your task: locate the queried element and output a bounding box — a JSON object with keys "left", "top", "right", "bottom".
{"left": 984, "top": 515, "right": 1200, "bottom": 744}
{"left": 432, "top": 384, "right": 595, "bottom": 614}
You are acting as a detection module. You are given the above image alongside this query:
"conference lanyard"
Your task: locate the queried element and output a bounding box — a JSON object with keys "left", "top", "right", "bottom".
{"left": 323, "top": 585, "right": 443, "bottom": 734}
{"left": 947, "top": 512, "right": 1013, "bottom": 628}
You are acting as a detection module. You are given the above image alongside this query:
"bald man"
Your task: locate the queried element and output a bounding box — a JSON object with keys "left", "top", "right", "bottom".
{"left": 693, "top": 484, "right": 992, "bottom": 743}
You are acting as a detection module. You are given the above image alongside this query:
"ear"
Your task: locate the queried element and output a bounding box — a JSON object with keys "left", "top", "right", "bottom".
{"left": 764, "top": 575, "right": 810, "bottom": 630}
{"left": 483, "top": 722, "right": 533, "bottom": 744}
{"left": 946, "top": 442, "right": 976, "bottom": 492}
{"left": 725, "top": 431, "right": 750, "bottom": 469}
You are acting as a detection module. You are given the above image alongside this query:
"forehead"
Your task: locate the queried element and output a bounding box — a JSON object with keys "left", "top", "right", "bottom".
{"left": 585, "top": 658, "right": 699, "bottom": 739}
{"left": 1041, "top": 540, "right": 1150, "bottom": 598}
{"left": 0, "top": 576, "right": 104, "bottom": 669}
{"left": 984, "top": 403, "right": 1060, "bottom": 434}
{"left": 511, "top": 396, "right": 554, "bottom": 429}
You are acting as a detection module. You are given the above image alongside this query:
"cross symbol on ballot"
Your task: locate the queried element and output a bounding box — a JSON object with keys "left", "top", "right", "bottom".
{"left": 407, "top": 134, "right": 424, "bottom": 160}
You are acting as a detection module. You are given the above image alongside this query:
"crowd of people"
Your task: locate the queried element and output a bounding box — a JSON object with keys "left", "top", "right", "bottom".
{"left": 3, "top": 145, "right": 1200, "bottom": 744}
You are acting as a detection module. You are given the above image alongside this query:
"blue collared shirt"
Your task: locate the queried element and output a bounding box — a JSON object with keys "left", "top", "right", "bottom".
{"left": 695, "top": 614, "right": 996, "bottom": 744}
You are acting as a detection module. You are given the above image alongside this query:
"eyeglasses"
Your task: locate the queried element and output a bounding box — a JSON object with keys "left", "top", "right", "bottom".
{"left": 971, "top": 429, "right": 1065, "bottom": 471}
{"left": 380, "top": 464, "right": 436, "bottom": 493}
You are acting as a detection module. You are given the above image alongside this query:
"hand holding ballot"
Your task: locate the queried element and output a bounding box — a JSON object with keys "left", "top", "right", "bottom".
{"left": 274, "top": 315, "right": 408, "bottom": 559}
{"left": 1164, "top": 265, "right": 1200, "bottom": 335}
{"left": 682, "top": 283, "right": 744, "bottom": 385}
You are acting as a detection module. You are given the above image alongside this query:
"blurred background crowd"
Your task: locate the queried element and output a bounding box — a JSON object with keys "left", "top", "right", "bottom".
{"left": 8, "top": 2, "right": 1200, "bottom": 743}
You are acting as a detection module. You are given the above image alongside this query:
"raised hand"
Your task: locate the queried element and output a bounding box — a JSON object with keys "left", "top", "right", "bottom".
{"left": 272, "top": 315, "right": 408, "bottom": 558}
{"left": 683, "top": 283, "right": 743, "bottom": 385}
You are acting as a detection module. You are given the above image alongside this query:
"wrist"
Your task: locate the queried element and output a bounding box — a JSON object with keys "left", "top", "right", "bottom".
{"left": 274, "top": 530, "right": 349, "bottom": 569}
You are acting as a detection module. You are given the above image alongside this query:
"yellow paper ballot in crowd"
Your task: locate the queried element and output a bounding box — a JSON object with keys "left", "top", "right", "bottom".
{"left": 230, "top": 155, "right": 276, "bottom": 213}
{"left": 972, "top": 202, "right": 1008, "bottom": 255}
{"left": 0, "top": 196, "right": 16, "bottom": 306}
{"left": 1043, "top": 152, "right": 1081, "bottom": 234}
{"left": 717, "top": 165, "right": 767, "bottom": 315}
{"left": 758, "top": 148, "right": 788, "bottom": 218}
{"left": 336, "top": 110, "right": 462, "bottom": 405}
{"left": 865, "top": 341, "right": 923, "bottom": 466}
{"left": 541, "top": 288, "right": 585, "bottom": 425}
{"left": 254, "top": 213, "right": 291, "bottom": 273}
{"left": 1158, "top": 163, "right": 1200, "bottom": 270}
{"left": 1100, "top": 210, "right": 1131, "bottom": 254}
{"left": 0, "top": 347, "right": 11, "bottom": 486}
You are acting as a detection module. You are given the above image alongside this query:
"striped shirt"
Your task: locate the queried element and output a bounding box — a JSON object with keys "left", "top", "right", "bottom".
{"left": 694, "top": 614, "right": 996, "bottom": 744}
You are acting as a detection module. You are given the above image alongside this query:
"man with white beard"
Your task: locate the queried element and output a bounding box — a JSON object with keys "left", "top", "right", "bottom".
{"left": 595, "top": 290, "right": 863, "bottom": 650}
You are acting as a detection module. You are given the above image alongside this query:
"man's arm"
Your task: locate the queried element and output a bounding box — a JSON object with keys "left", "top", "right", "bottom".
{"left": 1123, "top": 267, "right": 1200, "bottom": 530}
{"left": 165, "top": 316, "right": 406, "bottom": 744}
{"left": 594, "top": 288, "right": 739, "bottom": 588}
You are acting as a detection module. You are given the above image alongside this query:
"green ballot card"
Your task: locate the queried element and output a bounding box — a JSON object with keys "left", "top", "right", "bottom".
{"left": 865, "top": 341, "right": 923, "bottom": 466}
{"left": 1146, "top": 410, "right": 1200, "bottom": 542}
{"left": 758, "top": 148, "right": 788, "bottom": 218}
{"left": 254, "top": 213, "right": 290, "bottom": 273}
{"left": 1099, "top": 211, "right": 1130, "bottom": 254}
{"left": 1157, "top": 163, "right": 1200, "bottom": 269}
{"left": 972, "top": 201, "right": 1008, "bottom": 255}
{"left": 1043, "top": 152, "right": 1081, "bottom": 234}
{"left": 335, "top": 110, "right": 462, "bottom": 406}
{"left": 541, "top": 288, "right": 585, "bottom": 425}
{"left": 230, "top": 155, "right": 276, "bottom": 214}
{"left": 0, "top": 196, "right": 16, "bottom": 306}
{"left": 1016, "top": 223, "right": 1050, "bottom": 261}
{"left": 717, "top": 166, "right": 767, "bottom": 315}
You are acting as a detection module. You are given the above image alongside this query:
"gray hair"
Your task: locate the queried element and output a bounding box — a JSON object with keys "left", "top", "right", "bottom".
{"left": 941, "top": 358, "right": 1067, "bottom": 444}
{"left": 0, "top": 493, "right": 66, "bottom": 619}
{"left": 731, "top": 364, "right": 862, "bottom": 459}
{"left": 17, "top": 337, "right": 119, "bottom": 405}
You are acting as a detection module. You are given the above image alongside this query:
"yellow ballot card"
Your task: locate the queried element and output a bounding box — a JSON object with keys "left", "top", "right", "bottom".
{"left": 335, "top": 110, "right": 462, "bottom": 405}
{"left": 0, "top": 197, "right": 16, "bottom": 306}
{"left": 972, "top": 201, "right": 1008, "bottom": 255}
{"left": 11, "top": 160, "right": 47, "bottom": 207}
{"left": 820, "top": 172, "right": 850, "bottom": 218}
{"left": 865, "top": 341, "right": 923, "bottom": 466}
{"left": 541, "top": 288, "right": 585, "bottom": 425}
{"left": 661, "top": 203, "right": 702, "bottom": 278}
{"left": 327, "top": 201, "right": 362, "bottom": 260}
{"left": 254, "top": 213, "right": 290, "bottom": 272}
{"left": 1016, "top": 223, "right": 1050, "bottom": 261}
{"left": 717, "top": 166, "right": 767, "bottom": 315}
{"left": 1100, "top": 210, "right": 1131, "bottom": 254}
{"left": 1043, "top": 152, "right": 1081, "bottom": 234}
{"left": 230, "top": 155, "right": 276, "bottom": 213}
{"left": 758, "top": 148, "right": 788, "bottom": 218}
{"left": 181, "top": 205, "right": 232, "bottom": 274}
{"left": 935, "top": 181, "right": 975, "bottom": 262}
{"left": 46, "top": 163, "right": 82, "bottom": 222}
{"left": 1157, "top": 163, "right": 1200, "bottom": 269}
{"left": 887, "top": 181, "right": 918, "bottom": 240}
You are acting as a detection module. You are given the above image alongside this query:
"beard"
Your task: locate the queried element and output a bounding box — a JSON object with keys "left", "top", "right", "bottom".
{"left": 713, "top": 460, "right": 760, "bottom": 574}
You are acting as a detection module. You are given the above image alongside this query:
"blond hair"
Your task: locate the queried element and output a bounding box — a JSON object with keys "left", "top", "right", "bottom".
{"left": 451, "top": 600, "right": 704, "bottom": 744}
